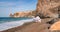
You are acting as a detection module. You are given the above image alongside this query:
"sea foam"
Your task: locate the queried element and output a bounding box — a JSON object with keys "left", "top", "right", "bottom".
{"left": 0, "top": 19, "right": 33, "bottom": 31}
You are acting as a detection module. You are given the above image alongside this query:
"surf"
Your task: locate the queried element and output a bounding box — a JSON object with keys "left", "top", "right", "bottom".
{"left": 0, "top": 18, "right": 33, "bottom": 31}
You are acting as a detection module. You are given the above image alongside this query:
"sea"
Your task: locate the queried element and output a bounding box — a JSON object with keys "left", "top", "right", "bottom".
{"left": 0, "top": 17, "right": 33, "bottom": 31}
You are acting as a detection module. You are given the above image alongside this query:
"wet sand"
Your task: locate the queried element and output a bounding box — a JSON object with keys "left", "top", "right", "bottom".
{"left": 1, "top": 18, "right": 60, "bottom": 32}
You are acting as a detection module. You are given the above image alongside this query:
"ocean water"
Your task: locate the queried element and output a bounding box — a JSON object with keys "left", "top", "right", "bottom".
{"left": 0, "top": 17, "right": 33, "bottom": 31}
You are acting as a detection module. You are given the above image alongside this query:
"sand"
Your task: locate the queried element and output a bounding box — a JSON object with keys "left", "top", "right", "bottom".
{"left": 1, "top": 18, "right": 60, "bottom": 32}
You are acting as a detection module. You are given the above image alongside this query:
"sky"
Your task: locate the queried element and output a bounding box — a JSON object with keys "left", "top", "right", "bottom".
{"left": 0, "top": 0, "right": 37, "bottom": 17}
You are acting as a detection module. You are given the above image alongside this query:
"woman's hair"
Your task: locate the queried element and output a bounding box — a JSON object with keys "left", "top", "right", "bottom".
{"left": 35, "top": 15, "right": 38, "bottom": 17}
{"left": 35, "top": 15, "right": 39, "bottom": 17}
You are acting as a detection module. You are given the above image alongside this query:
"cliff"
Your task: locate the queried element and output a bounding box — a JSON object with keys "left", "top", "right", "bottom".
{"left": 36, "top": 0, "right": 60, "bottom": 18}
{"left": 10, "top": 0, "right": 60, "bottom": 18}
{"left": 6, "top": 0, "right": 60, "bottom": 32}
{"left": 10, "top": 10, "right": 36, "bottom": 18}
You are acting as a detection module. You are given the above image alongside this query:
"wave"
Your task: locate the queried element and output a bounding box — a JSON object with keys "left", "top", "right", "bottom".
{"left": 0, "top": 19, "right": 33, "bottom": 31}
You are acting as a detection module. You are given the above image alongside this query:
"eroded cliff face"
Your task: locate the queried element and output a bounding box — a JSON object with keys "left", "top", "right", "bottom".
{"left": 36, "top": 0, "right": 60, "bottom": 18}
{"left": 10, "top": 0, "right": 60, "bottom": 18}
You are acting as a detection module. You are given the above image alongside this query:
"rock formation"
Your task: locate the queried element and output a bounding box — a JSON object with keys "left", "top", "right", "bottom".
{"left": 10, "top": 10, "right": 36, "bottom": 18}
{"left": 9, "top": 13, "right": 13, "bottom": 17}
{"left": 10, "top": 0, "right": 60, "bottom": 18}
{"left": 50, "top": 20, "right": 60, "bottom": 30}
{"left": 6, "top": 0, "right": 60, "bottom": 32}
{"left": 36, "top": 0, "right": 60, "bottom": 31}
{"left": 36, "top": 0, "right": 60, "bottom": 18}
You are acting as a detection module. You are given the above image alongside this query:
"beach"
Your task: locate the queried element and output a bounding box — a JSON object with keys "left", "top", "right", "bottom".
{"left": 0, "top": 17, "right": 34, "bottom": 31}
{"left": 0, "top": 18, "right": 54, "bottom": 32}
{"left": 0, "top": 0, "right": 60, "bottom": 32}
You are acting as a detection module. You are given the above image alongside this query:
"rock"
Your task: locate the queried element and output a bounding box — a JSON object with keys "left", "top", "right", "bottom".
{"left": 46, "top": 18, "right": 60, "bottom": 24}
{"left": 10, "top": 11, "right": 36, "bottom": 18}
{"left": 49, "top": 20, "right": 60, "bottom": 31}
{"left": 9, "top": 13, "right": 13, "bottom": 17}
{"left": 10, "top": 0, "right": 60, "bottom": 18}
{"left": 36, "top": 0, "right": 60, "bottom": 18}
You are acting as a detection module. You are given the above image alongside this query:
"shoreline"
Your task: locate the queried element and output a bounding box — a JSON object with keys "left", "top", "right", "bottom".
{"left": 0, "top": 19, "right": 33, "bottom": 31}
{"left": 1, "top": 18, "right": 59, "bottom": 32}
{"left": 1, "top": 22, "right": 35, "bottom": 32}
{"left": 1, "top": 18, "right": 53, "bottom": 32}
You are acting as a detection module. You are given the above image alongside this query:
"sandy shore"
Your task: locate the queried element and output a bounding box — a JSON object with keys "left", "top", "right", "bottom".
{"left": 1, "top": 23, "right": 50, "bottom": 32}
{"left": 1, "top": 18, "right": 60, "bottom": 32}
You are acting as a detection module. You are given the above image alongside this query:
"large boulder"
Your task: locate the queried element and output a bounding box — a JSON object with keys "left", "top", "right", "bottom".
{"left": 36, "top": 0, "right": 60, "bottom": 18}
{"left": 50, "top": 20, "right": 60, "bottom": 31}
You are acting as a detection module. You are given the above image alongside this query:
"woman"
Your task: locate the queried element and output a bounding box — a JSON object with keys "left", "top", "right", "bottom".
{"left": 33, "top": 16, "right": 41, "bottom": 23}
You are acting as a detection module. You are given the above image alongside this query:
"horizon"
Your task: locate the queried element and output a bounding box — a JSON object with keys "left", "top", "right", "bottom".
{"left": 0, "top": 0, "right": 37, "bottom": 17}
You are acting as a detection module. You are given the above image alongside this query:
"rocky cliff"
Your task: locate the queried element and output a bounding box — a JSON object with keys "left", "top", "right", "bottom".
{"left": 50, "top": 20, "right": 60, "bottom": 30}
{"left": 36, "top": 0, "right": 60, "bottom": 18}
{"left": 8, "top": 0, "right": 60, "bottom": 31}
{"left": 10, "top": 10, "right": 36, "bottom": 17}
{"left": 36, "top": 0, "right": 60, "bottom": 31}
{"left": 10, "top": 0, "right": 60, "bottom": 18}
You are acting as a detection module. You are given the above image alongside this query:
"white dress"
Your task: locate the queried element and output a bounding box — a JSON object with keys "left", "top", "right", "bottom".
{"left": 33, "top": 16, "right": 41, "bottom": 23}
